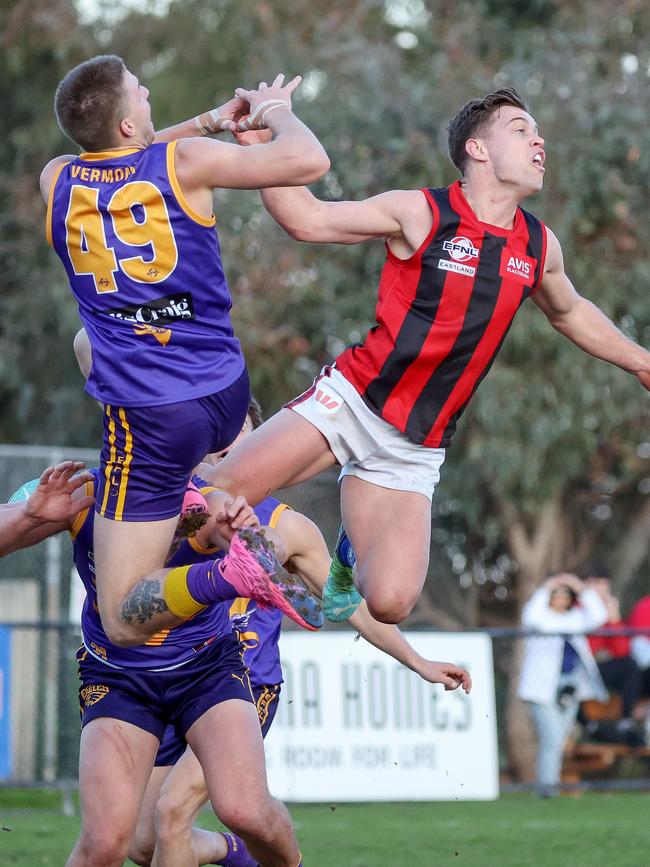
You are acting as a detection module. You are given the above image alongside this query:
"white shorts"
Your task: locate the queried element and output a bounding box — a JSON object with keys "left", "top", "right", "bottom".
{"left": 287, "top": 366, "right": 445, "bottom": 501}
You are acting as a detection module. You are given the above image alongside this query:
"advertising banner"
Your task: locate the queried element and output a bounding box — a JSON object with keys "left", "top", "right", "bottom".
{"left": 264, "top": 631, "right": 498, "bottom": 801}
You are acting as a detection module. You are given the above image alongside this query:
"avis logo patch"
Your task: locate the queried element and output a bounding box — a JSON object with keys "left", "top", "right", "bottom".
{"left": 314, "top": 388, "right": 341, "bottom": 412}
{"left": 500, "top": 249, "right": 535, "bottom": 283}
{"left": 80, "top": 684, "right": 110, "bottom": 707}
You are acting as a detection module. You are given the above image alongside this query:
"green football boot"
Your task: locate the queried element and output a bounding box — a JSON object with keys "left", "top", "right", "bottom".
{"left": 322, "top": 525, "right": 362, "bottom": 622}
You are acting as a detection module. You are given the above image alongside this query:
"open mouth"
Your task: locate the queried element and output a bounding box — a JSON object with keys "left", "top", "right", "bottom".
{"left": 533, "top": 153, "right": 545, "bottom": 170}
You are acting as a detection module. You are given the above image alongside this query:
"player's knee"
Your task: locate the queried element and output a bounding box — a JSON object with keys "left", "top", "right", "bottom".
{"left": 214, "top": 794, "right": 273, "bottom": 841}
{"left": 78, "top": 823, "right": 131, "bottom": 865}
{"left": 365, "top": 587, "right": 416, "bottom": 624}
{"left": 155, "top": 790, "right": 194, "bottom": 843}
{"left": 127, "top": 838, "right": 154, "bottom": 867}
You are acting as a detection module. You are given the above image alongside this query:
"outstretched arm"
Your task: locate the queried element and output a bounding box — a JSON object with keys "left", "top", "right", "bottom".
{"left": 348, "top": 603, "right": 472, "bottom": 692}
{"left": 153, "top": 94, "right": 245, "bottom": 143}
{"left": 534, "top": 229, "right": 650, "bottom": 389}
{"left": 260, "top": 185, "right": 433, "bottom": 256}
{"left": 174, "top": 74, "right": 330, "bottom": 193}
{"left": 276, "top": 511, "right": 471, "bottom": 692}
{"left": 0, "top": 462, "right": 93, "bottom": 556}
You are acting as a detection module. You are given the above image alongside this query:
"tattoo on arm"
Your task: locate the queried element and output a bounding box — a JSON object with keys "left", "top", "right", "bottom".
{"left": 121, "top": 578, "right": 169, "bottom": 625}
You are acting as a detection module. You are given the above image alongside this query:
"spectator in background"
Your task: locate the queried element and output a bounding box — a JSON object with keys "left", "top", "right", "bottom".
{"left": 585, "top": 569, "right": 644, "bottom": 742}
{"left": 518, "top": 573, "right": 608, "bottom": 797}
{"left": 628, "top": 594, "right": 650, "bottom": 700}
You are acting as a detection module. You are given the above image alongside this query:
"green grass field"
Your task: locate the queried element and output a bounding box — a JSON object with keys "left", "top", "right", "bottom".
{"left": 1, "top": 789, "right": 648, "bottom": 866}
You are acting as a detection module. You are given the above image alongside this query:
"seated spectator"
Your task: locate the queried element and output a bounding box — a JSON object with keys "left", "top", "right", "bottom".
{"left": 585, "top": 569, "right": 644, "bottom": 743}
{"left": 518, "top": 573, "right": 608, "bottom": 797}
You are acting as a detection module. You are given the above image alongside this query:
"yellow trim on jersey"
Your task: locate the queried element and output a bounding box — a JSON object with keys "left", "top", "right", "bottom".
{"left": 45, "top": 161, "right": 70, "bottom": 247}
{"left": 114, "top": 407, "right": 133, "bottom": 521}
{"left": 69, "top": 479, "right": 96, "bottom": 540}
{"left": 145, "top": 627, "right": 171, "bottom": 646}
{"left": 269, "top": 502, "right": 291, "bottom": 529}
{"left": 189, "top": 535, "right": 220, "bottom": 556}
{"left": 229, "top": 597, "right": 252, "bottom": 618}
{"left": 166, "top": 140, "right": 216, "bottom": 227}
{"left": 100, "top": 405, "right": 117, "bottom": 517}
{"left": 78, "top": 147, "right": 143, "bottom": 161}
{"left": 163, "top": 565, "right": 207, "bottom": 619}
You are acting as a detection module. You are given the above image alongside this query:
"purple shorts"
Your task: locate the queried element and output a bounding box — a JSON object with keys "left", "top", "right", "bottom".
{"left": 76, "top": 634, "right": 253, "bottom": 742}
{"left": 96, "top": 368, "right": 250, "bottom": 521}
{"left": 154, "top": 683, "right": 281, "bottom": 766}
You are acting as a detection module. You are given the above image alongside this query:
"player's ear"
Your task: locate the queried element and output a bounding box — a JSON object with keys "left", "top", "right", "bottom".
{"left": 119, "top": 116, "right": 136, "bottom": 139}
{"left": 465, "top": 137, "right": 488, "bottom": 164}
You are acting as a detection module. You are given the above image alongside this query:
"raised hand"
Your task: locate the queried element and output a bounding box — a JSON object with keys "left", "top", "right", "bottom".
{"left": 235, "top": 73, "right": 302, "bottom": 131}
{"left": 194, "top": 94, "right": 249, "bottom": 136}
{"left": 414, "top": 659, "right": 472, "bottom": 693}
{"left": 214, "top": 496, "right": 261, "bottom": 544}
{"left": 25, "top": 461, "right": 94, "bottom": 524}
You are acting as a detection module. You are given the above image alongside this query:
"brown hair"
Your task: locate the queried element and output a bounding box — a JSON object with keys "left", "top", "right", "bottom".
{"left": 447, "top": 87, "right": 528, "bottom": 174}
{"left": 54, "top": 55, "right": 127, "bottom": 151}
{"left": 247, "top": 396, "right": 264, "bottom": 430}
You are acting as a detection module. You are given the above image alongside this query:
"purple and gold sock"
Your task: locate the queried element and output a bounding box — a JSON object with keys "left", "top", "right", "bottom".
{"left": 163, "top": 560, "right": 237, "bottom": 619}
{"left": 215, "top": 831, "right": 257, "bottom": 866}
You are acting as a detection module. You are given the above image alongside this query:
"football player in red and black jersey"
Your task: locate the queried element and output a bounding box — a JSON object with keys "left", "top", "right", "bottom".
{"left": 130, "top": 88, "right": 650, "bottom": 639}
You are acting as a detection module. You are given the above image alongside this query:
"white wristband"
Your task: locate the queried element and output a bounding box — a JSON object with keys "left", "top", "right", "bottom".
{"left": 260, "top": 102, "right": 289, "bottom": 127}
{"left": 194, "top": 107, "right": 223, "bottom": 136}
{"left": 247, "top": 98, "right": 289, "bottom": 128}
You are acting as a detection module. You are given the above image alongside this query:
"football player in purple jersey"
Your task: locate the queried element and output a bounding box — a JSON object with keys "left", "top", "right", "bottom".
{"left": 40, "top": 55, "right": 330, "bottom": 655}
{"left": 2, "top": 473, "right": 313, "bottom": 867}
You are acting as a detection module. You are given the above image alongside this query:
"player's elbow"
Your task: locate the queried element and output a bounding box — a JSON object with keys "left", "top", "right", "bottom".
{"left": 300, "top": 150, "right": 331, "bottom": 183}
{"left": 102, "top": 617, "right": 142, "bottom": 648}
{"left": 283, "top": 146, "right": 329, "bottom": 186}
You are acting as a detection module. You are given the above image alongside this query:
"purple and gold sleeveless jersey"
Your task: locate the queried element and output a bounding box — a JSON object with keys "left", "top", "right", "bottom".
{"left": 171, "top": 486, "right": 287, "bottom": 687}
{"left": 71, "top": 469, "right": 230, "bottom": 670}
{"left": 46, "top": 142, "right": 244, "bottom": 407}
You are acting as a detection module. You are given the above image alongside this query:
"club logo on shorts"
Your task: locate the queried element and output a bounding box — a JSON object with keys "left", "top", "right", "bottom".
{"left": 314, "top": 388, "right": 341, "bottom": 412}
{"left": 442, "top": 236, "right": 479, "bottom": 262}
{"left": 80, "top": 684, "right": 110, "bottom": 707}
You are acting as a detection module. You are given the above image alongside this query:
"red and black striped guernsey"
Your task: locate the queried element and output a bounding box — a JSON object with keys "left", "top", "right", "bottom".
{"left": 335, "top": 180, "right": 547, "bottom": 448}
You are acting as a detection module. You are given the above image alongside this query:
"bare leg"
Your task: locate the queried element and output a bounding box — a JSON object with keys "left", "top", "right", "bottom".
{"left": 152, "top": 747, "right": 230, "bottom": 867}
{"left": 208, "top": 408, "right": 336, "bottom": 504}
{"left": 341, "top": 475, "right": 432, "bottom": 623}
{"left": 129, "top": 765, "right": 172, "bottom": 866}
{"left": 66, "top": 719, "right": 159, "bottom": 867}
{"left": 187, "top": 700, "right": 300, "bottom": 867}
{"left": 93, "top": 512, "right": 180, "bottom": 645}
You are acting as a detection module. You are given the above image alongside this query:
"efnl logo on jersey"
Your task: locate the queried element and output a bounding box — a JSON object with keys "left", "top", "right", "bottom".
{"left": 439, "top": 236, "right": 479, "bottom": 276}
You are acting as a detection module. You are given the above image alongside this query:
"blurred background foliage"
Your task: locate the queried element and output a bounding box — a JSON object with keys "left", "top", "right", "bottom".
{"left": 0, "top": 0, "right": 649, "bottom": 623}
